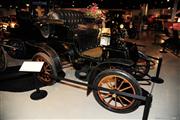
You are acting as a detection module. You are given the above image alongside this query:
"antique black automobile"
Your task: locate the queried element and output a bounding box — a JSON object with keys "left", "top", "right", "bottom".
{"left": 3, "top": 0, "right": 163, "bottom": 117}
{"left": 0, "top": 22, "right": 8, "bottom": 72}
{"left": 0, "top": 44, "right": 7, "bottom": 72}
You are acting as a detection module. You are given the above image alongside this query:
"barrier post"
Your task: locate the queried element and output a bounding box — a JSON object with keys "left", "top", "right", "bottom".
{"left": 151, "top": 57, "right": 164, "bottom": 83}
{"left": 142, "top": 94, "right": 153, "bottom": 120}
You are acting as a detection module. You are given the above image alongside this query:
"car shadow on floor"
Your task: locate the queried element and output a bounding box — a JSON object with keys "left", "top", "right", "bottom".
{"left": 0, "top": 66, "right": 44, "bottom": 92}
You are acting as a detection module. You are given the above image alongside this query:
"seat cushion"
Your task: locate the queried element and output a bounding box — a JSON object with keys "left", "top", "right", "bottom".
{"left": 80, "top": 47, "right": 103, "bottom": 58}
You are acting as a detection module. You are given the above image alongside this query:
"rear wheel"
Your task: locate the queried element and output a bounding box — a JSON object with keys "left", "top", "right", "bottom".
{"left": 0, "top": 47, "right": 7, "bottom": 72}
{"left": 32, "top": 52, "right": 56, "bottom": 85}
{"left": 93, "top": 69, "right": 142, "bottom": 113}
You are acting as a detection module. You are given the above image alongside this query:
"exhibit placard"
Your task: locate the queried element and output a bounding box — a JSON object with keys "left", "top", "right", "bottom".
{"left": 19, "top": 61, "right": 44, "bottom": 72}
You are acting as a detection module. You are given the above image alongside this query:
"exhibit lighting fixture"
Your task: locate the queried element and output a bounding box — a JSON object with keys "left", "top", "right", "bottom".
{"left": 120, "top": 24, "right": 124, "bottom": 29}
{"left": 2, "top": 24, "right": 8, "bottom": 30}
{"left": 160, "top": 39, "right": 165, "bottom": 44}
{"left": 10, "top": 22, "right": 16, "bottom": 28}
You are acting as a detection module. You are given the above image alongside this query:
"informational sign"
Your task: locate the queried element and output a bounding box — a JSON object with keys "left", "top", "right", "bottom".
{"left": 19, "top": 61, "right": 44, "bottom": 72}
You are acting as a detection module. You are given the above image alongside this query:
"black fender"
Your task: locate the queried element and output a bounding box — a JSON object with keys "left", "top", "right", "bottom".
{"left": 26, "top": 42, "right": 65, "bottom": 80}
{"left": 5, "top": 38, "right": 29, "bottom": 59}
{"left": 87, "top": 58, "right": 134, "bottom": 96}
{"left": 0, "top": 47, "right": 7, "bottom": 72}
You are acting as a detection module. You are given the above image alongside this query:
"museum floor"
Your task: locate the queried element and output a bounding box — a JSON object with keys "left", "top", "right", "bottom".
{"left": 0, "top": 31, "right": 180, "bottom": 120}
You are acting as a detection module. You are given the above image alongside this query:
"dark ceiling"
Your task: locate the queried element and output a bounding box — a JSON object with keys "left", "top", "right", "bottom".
{"left": 59, "top": 0, "right": 177, "bottom": 9}
{"left": 0, "top": 0, "right": 179, "bottom": 9}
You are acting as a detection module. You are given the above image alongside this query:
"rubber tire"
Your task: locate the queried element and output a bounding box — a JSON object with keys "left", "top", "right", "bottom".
{"left": 32, "top": 52, "right": 57, "bottom": 85}
{"left": 0, "top": 47, "right": 7, "bottom": 72}
{"left": 93, "top": 69, "right": 142, "bottom": 113}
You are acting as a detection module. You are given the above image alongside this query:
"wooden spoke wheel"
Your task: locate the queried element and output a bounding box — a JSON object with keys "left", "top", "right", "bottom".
{"left": 134, "top": 51, "right": 150, "bottom": 78}
{"left": 0, "top": 47, "right": 7, "bottom": 72}
{"left": 93, "top": 69, "right": 142, "bottom": 113}
{"left": 32, "top": 52, "right": 56, "bottom": 85}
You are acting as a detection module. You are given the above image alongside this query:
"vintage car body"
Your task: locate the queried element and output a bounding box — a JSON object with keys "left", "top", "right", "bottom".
{"left": 0, "top": 46, "right": 7, "bottom": 71}
{"left": 0, "top": 0, "right": 163, "bottom": 116}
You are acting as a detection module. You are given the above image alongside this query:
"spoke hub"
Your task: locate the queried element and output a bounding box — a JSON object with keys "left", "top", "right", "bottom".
{"left": 112, "top": 93, "right": 117, "bottom": 98}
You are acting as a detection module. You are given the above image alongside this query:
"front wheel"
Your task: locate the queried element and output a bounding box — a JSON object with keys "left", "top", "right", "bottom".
{"left": 0, "top": 47, "right": 7, "bottom": 72}
{"left": 32, "top": 52, "right": 57, "bottom": 85}
{"left": 93, "top": 69, "right": 142, "bottom": 113}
